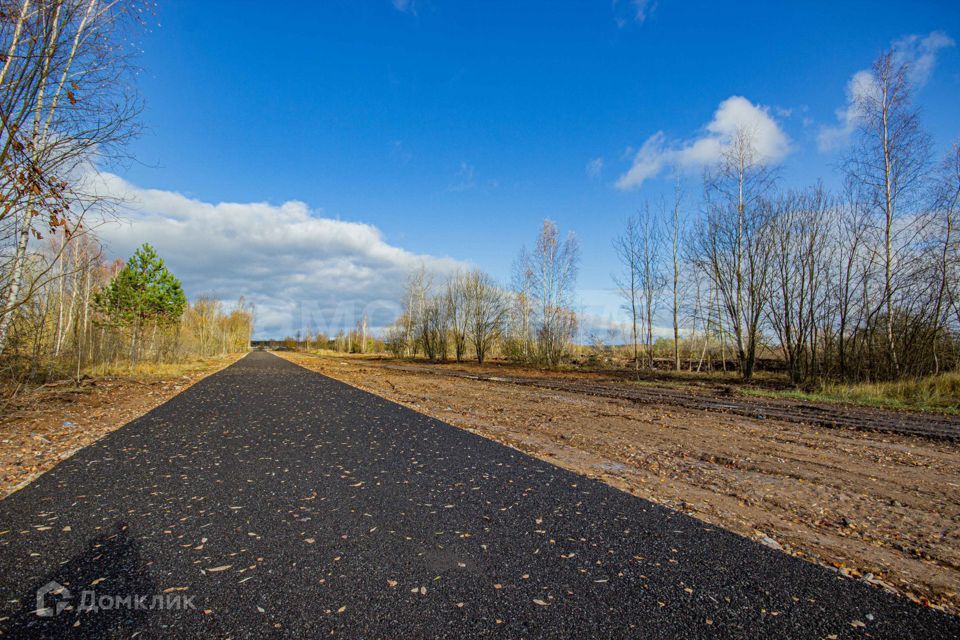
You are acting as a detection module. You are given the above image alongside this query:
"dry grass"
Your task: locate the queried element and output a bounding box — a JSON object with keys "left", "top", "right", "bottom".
{"left": 744, "top": 372, "right": 960, "bottom": 414}
{"left": 82, "top": 357, "right": 236, "bottom": 380}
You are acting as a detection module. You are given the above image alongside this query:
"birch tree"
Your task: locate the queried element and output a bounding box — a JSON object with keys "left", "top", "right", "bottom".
{"left": 696, "top": 127, "right": 776, "bottom": 379}
{"left": 638, "top": 205, "right": 666, "bottom": 368}
{"left": 670, "top": 180, "right": 684, "bottom": 371}
{"left": 516, "top": 220, "right": 579, "bottom": 367}
{"left": 844, "top": 49, "right": 931, "bottom": 377}
{"left": 0, "top": 0, "right": 142, "bottom": 352}
{"left": 929, "top": 144, "right": 960, "bottom": 373}
{"left": 613, "top": 214, "right": 641, "bottom": 370}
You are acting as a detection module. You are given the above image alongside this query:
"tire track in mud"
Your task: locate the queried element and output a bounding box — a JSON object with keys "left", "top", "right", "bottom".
{"left": 378, "top": 364, "right": 960, "bottom": 441}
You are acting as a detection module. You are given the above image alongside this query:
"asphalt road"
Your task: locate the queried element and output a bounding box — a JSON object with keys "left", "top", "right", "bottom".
{"left": 0, "top": 351, "right": 956, "bottom": 639}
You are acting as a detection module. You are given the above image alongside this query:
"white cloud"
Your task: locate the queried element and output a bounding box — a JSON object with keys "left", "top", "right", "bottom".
{"left": 586, "top": 156, "right": 604, "bottom": 179}
{"left": 817, "top": 70, "right": 877, "bottom": 152}
{"left": 616, "top": 132, "right": 669, "bottom": 189}
{"left": 894, "top": 31, "right": 955, "bottom": 86}
{"left": 91, "top": 173, "right": 464, "bottom": 338}
{"left": 616, "top": 96, "right": 790, "bottom": 190}
{"left": 818, "top": 31, "right": 954, "bottom": 152}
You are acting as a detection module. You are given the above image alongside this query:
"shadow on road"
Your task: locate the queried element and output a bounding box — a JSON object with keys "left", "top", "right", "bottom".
{"left": 5, "top": 523, "right": 159, "bottom": 638}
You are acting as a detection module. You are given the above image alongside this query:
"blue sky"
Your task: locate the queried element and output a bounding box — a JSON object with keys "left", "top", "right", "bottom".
{"left": 101, "top": 0, "right": 960, "bottom": 338}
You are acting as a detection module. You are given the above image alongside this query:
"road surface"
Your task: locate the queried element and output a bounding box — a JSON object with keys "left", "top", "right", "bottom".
{"left": 0, "top": 351, "right": 956, "bottom": 638}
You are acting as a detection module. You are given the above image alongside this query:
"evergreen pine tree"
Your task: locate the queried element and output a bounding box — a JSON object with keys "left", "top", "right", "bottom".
{"left": 94, "top": 244, "right": 187, "bottom": 361}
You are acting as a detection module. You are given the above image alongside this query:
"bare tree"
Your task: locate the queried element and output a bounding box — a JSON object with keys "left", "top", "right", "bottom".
{"left": 508, "top": 250, "right": 534, "bottom": 362}
{"left": 832, "top": 183, "right": 873, "bottom": 380}
{"left": 0, "top": 0, "right": 143, "bottom": 352}
{"left": 614, "top": 204, "right": 668, "bottom": 370}
{"left": 929, "top": 143, "right": 960, "bottom": 373}
{"left": 401, "top": 265, "right": 431, "bottom": 357}
{"left": 445, "top": 271, "right": 470, "bottom": 362}
{"left": 613, "top": 214, "right": 641, "bottom": 371}
{"left": 638, "top": 204, "right": 666, "bottom": 368}
{"left": 844, "top": 49, "right": 931, "bottom": 377}
{"left": 670, "top": 179, "right": 684, "bottom": 371}
{"left": 516, "top": 220, "right": 579, "bottom": 367}
{"left": 766, "top": 186, "right": 833, "bottom": 383}
{"left": 420, "top": 294, "right": 449, "bottom": 362}
{"left": 694, "top": 127, "right": 776, "bottom": 379}
{"left": 464, "top": 270, "right": 506, "bottom": 364}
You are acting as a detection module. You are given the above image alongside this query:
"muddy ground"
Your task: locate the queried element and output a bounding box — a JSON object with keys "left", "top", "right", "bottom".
{"left": 280, "top": 351, "right": 960, "bottom": 614}
{"left": 0, "top": 355, "right": 240, "bottom": 500}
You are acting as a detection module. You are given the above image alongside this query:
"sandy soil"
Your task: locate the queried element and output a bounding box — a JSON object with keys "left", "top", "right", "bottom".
{"left": 0, "top": 355, "right": 240, "bottom": 500}
{"left": 280, "top": 351, "right": 960, "bottom": 614}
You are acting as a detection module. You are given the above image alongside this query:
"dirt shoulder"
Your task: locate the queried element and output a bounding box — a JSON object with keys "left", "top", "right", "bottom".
{"left": 280, "top": 351, "right": 960, "bottom": 614}
{"left": 0, "top": 354, "right": 243, "bottom": 499}
{"left": 376, "top": 361, "right": 960, "bottom": 440}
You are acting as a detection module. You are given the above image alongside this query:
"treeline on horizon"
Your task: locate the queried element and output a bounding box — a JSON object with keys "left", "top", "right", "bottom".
{"left": 311, "top": 49, "right": 960, "bottom": 386}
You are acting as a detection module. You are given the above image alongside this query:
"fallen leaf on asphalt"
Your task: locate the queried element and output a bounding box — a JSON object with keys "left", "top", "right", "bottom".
{"left": 533, "top": 599, "right": 550, "bottom": 606}
{"left": 207, "top": 565, "right": 232, "bottom": 572}
{"left": 387, "top": 579, "right": 397, "bottom": 588}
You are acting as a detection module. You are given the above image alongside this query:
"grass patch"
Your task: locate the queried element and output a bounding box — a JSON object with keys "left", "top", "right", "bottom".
{"left": 83, "top": 355, "right": 239, "bottom": 380}
{"left": 743, "top": 372, "right": 960, "bottom": 414}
